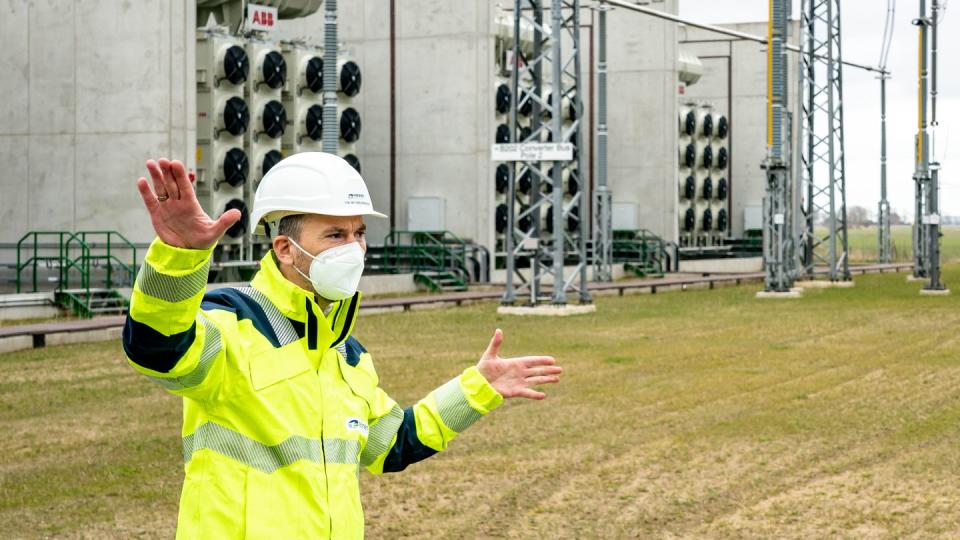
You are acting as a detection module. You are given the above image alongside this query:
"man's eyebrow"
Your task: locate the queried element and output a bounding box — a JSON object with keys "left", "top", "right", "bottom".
{"left": 320, "top": 227, "right": 347, "bottom": 235}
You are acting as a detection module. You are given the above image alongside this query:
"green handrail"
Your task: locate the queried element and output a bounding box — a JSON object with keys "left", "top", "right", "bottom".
{"left": 75, "top": 231, "right": 139, "bottom": 289}
{"left": 16, "top": 231, "right": 90, "bottom": 293}
{"left": 381, "top": 230, "right": 469, "bottom": 276}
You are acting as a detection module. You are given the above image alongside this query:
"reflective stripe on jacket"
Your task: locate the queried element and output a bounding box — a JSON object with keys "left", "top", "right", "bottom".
{"left": 122, "top": 239, "right": 503, "bottom": 539}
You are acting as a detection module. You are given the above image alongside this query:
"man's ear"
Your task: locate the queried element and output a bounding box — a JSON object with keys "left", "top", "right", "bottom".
{"left": 273, "top": 236, "right": 295, "bottom": 266}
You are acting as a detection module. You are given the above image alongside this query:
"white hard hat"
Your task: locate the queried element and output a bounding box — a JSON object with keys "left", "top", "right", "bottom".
{"left": 251, "top": 152, "right": 387, "bottom": 236}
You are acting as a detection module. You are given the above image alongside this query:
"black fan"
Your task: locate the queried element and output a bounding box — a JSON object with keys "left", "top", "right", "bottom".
{"left": 339, "top": 107, "right": 362, "bottom": 143}
{"left": 567, "top": 169, "right": 580, "bottom": 196}
{"left": 221, "top": 147, "right": 248, "bottom": 187}
{"left": 222, "top": 96, "right": 249, "bottom": 136}
{"left": 683, "top": 175, "right": 696, "bottom": 199}
{"left": 495, "top": 84, "right": 511, "bottom": 114}
{"left": 495, "top": 124, "right": 511, "bottom": 144}
{"left": 305, "top": 104, "right": 323, "bottom": 141}
{"left": 683, "top": 208, "right": 696, "bottom": 232}
{"left": 717, "top": 208, "right": 728, "bottom": 231}
{"left": 716, "top": 147, "right": 728, "bottom": 169}
{"left": 518, "top": 206, "right": 533, "bottom": 232}
{"left": 261, "top": 100, "right": 286, "bottom": 138}
{"left": 544, "top": 206, "right": 554, "bottom": 234}
{"left": 519, "top": 126, "right": 532, "bottom": 142}
{"left": 261, "top": 51, "right": 286, "bottom": 90}
{"left": 701, "top": 208, "right": 713, "bottom": 231}
{"left": 683, "top": 143, "right": 696, "bottom": 168}
{"left": 716, "top": 116, "right": 729, "bottom": 139}
{"left": 518, "top": 169, "right": 532, "bottom": 194}
{"left": 495, "top": 164, "right": 509, "bottom": 194}
{"left": 701, "top": 145, "right": 713, "bottom": 169}
{"left": 339, "top": 60, "right": 362, "bottom": 97}
{"left": 304, "top": 56, "right": 323, "bottom": 93}
{"left": 701, "top": 113, "right": 714, "bottom": 138}
{"left": 343, "top": 154, "right": 361, "bottom": 174}
{"left": 716, "top": 178, "right": 728, "bottom": 200}
{"left": 495, "top": 204, "right": 509, "bottom": 233}
{"left": 566, "top": 205, "right": 580, "bottom": 232}
{"left": 221, "top": 45, "right": 249, "bottom": 85}
{"left": 518, "top": 88, "right": 533, "bottom": 117}
{"left": 223, "top": 199, "right": 249, "bottom": 238}
{"left": 702, "top": 177, "right": 713, "bottom": 200}
{"left": 683, "top": 111, "right": 696, "bottom": 136}
{"left": 261, "top": 149, "right": 282, "bottom": 177}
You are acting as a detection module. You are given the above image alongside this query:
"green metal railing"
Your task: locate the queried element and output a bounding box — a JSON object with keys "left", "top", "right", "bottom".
{"left": 612, "top": 229, "right": 677, "bottom": 276}
{"left": 380, "top": 230, "right": 470, "bottom": 276}
{"left": 15, "top": 230, "right": 137, "bottom": 318}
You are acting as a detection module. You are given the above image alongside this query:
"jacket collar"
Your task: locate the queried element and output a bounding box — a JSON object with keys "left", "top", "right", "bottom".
{"left": 251, "top": 252, "right": 361, "bottom": 350}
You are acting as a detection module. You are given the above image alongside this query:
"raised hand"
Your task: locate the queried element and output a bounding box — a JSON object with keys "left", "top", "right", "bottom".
{"left": 476, "top": 329, "right": 562, "bottom": 400}
{"left": 136, "top": 158, "right": 241, "bottom": 250}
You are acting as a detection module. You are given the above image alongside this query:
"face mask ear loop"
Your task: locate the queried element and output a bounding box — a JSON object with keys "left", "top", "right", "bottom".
{"left": 285, "top": 237, "right": 315, "bottom": 284}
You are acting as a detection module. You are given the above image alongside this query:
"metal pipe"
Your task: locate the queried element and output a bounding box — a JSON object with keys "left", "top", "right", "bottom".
{"left": 389, "top": 0, "right": 396, "bottom": 230}
{"left": 599, "top": 0, "right": 888, "bottom": 75}
{"left": 926, "top": 0, "right": 945, "bottom": 290}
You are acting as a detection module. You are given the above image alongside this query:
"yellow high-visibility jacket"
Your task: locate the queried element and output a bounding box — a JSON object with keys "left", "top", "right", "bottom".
{"left": 122, "top": 239, "right": 503, "bottom": 539}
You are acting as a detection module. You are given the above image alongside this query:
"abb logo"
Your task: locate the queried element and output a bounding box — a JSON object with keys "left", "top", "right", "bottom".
{"left": 250, "top": 9, "right": 274, "bottom": 27}
{"left": 246, "top": 5, "right": 278, "bottom": 32}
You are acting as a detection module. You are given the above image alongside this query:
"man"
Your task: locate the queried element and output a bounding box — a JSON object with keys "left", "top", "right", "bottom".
{"left": 123, "top": 152, "right": 562, "bottom": 539}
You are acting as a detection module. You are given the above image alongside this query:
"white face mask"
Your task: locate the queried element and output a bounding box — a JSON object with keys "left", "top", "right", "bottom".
{"left": 288, "top": 239, "right": 365, "bottom": 301}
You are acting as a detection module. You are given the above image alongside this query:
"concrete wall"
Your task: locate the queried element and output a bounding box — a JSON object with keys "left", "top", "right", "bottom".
{"left": 0, "top": 0, "right": 196, "bottom": 254}
{"left": 605, "top": 0, "right": 679, "bottom": 241}
{"left": 680, "top": 21, "right": 801, "bottom": 237}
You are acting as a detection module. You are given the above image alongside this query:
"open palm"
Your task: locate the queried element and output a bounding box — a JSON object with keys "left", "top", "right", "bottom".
{"left": 136, "top": 158, "right": 241, "bottom": 250}
{"left": 476, "top": 329, "right": 562, "bottom": 400}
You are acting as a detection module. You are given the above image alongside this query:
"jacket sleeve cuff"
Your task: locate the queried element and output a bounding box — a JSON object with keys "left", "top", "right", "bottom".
{"left": 145, "top": 237, "right": 214, "bottom": 273}
{"left": 459, "top": 365, "right": 504, "bottom": 415}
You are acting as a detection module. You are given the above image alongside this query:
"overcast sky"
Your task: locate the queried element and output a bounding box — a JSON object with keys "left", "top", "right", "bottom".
{"left": 679, "top": 0, "right": 960, "bottom": 220}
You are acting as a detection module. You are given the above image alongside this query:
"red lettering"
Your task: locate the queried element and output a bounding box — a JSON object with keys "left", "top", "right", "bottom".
{"left": 267, "top": 12, "right": 274, "bottom": 26}
{"left": 252, "top": 11, "right": 261, "bottom": 24}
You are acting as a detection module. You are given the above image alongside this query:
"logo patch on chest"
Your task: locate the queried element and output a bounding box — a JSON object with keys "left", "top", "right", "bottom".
{"left": 345, "top": 417, "right": 369, "bottom": 435}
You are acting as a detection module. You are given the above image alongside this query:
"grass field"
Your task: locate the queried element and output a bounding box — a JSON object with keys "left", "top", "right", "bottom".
{"left": 3, "top": 266, "right": 960, "bottom": 538}
{"left": 844, "top": 225, "right": 960, "bottom": 263}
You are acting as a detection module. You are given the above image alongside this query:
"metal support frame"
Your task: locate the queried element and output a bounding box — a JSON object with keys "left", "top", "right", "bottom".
{"left": 798, "top": 0, "right": 850, "bottom": 282}
{"left": 878, "top": 74, "right": 892, "bottom": 263}
{"left": 592, "top": 5, "right": 613, "bottom": 282}
{"left": 503, "top": 0, "right": 591, "bottom": 306}
{"left": 762, "top": 0, "right": 797, "bottom": 292}
{"left": 322, "top": 0, "right": 338, "bottom": 154}
{"left": 917, "top": 0, "right": 946, "bottom": 290}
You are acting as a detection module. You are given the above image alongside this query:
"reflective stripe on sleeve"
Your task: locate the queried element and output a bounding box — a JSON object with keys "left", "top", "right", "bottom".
{"left": 359, "top": 405, "right": 403, "bottom": 466}
{"left": 434, "top": 377, "right": 483, "bottom": 433}
{"left": 183, "top": 422, "right": 359, "bottom": 473}
{"left": 145, "top": 316, "right": 222, "bottom": 391}
{"left": 136, "top": 258, "right": 210, "bottom": 303}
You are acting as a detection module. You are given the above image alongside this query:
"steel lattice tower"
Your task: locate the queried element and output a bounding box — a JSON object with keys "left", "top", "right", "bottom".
{"left": 761, "top": 0, "right": 797, "bottom": 293}
{"left": 503, "top": 0, "right": 591, "bottom": 306}
{"left": 798, "top": 0, "right": 850, "bottom": 282}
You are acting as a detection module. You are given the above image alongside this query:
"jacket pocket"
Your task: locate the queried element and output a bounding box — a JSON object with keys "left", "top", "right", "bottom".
{"left": 248, "top": 348, "right": 312, "bottom": 391}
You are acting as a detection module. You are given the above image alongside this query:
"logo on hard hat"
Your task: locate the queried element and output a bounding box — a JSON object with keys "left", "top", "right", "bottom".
{"left": 345, "top": 193, "right": 369, "bottom": 206}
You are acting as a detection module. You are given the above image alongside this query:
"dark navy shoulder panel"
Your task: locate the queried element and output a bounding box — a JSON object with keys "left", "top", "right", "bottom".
{"left": 122, "top": 316, "right": 196, "bottom": 373}
{"left": 382, "top": 407, "right": 439, "bottom": 473}
{"left": 201, "top": 288, "right": 280, "bottom": 347}
{"left": 343, "top": 336, "right": 367, "bottom": 367}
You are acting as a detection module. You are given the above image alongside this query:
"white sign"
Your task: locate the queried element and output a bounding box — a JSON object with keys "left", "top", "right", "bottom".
{"left": 245, "top": 4, "right": 278, "bottom": 32}
{"left": 491, "top": 143, "right": 574, "bottom": 162}
{"left": 773, "top": 213, "right": 785, "bottom": 225}
{"left": 923, "top": 214, "right": 941, "bottom": 225}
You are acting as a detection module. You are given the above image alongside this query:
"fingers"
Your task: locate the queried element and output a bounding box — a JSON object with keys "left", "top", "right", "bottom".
{"left": 519, "top": 356, "right": 556, "bottom": 368}
{"left": 213, "top": 209, "right": 243, "bottom": 238}
{"left": 170, "top": 160, "right": 193, "bottom": 200}
{"left": 518, "top": 388, "right": 547, "bottom": 400}
{"left": 526, "top": 365, "right": 562, "bottom": 377}
{"left": 483, "top": 328, "right": 504, "bottom": 358}
{"left": 524, "top": 375, "right": 560, "bottom": 386}
{"left": 136, "top": 178, "right": 160, "bottom": 213}
{"left": 145, "top": 160, "right": 168, "bottom": 199}
{"left": 157, "top": 158, "right": 181, "bottom": 200}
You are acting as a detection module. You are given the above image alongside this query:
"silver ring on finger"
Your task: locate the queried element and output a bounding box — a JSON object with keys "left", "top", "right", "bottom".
{"left": 157, "top": 193, "right": 170, "bottom": 202}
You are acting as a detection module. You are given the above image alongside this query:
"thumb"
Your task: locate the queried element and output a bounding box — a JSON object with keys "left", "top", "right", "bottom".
{"left": 213, "top": 209, "right": 243, "bottom": 237}
{"left": 483, "top": 328, "right": 503, "bottom": 359}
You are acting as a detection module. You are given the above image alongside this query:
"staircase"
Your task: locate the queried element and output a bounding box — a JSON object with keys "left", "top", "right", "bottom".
{"left": 413, "top": 270, "right": 469, "bottom": 293}
{"left": 57, "top": 288, "right": 128, "bottom": 318}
